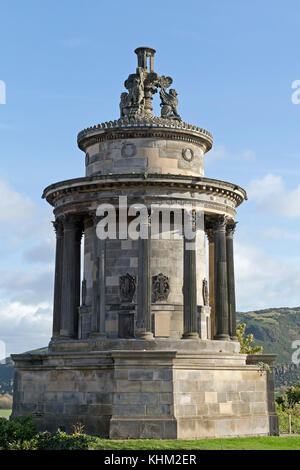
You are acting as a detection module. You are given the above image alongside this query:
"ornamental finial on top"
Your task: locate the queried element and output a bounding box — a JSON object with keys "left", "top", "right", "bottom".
{"left": 119, "top": 47, "right": 181, "bottom": 121}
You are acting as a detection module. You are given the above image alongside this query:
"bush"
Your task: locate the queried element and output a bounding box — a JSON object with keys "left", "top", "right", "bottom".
{"left": 0, "top": 415, "right": 37, "bottom": 449}
{"left": 9, "top": 429, "right": 97, "bottom": 450}
{"left": 276, "top": 402, "right": 300, "bottom": 434}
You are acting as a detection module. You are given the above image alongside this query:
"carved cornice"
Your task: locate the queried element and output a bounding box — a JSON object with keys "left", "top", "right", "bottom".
{"left": 77, "top": 116, "right": 213, "bottom": 152}
{"left": 42, "top": 174, "right": 247, "bottom": 209}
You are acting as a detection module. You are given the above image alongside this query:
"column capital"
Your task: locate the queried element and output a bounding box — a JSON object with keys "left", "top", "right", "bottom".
{"left": 52, "top": 218, "right": 64, "bottom": 237}
{"left": 216, "top": 214, "right": 230, "bottom": 231}
{"left": 226, "top": 221, "right": 238, "bottom": 238}
{"left": 206, "top": 228, "right": 215, "bottom": 243}
{"left": 61, "top": 214, "right": 83, "bottom": 240}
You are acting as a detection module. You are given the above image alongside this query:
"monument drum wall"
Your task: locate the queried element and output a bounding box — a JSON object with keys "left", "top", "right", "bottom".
{"left": 11, "top": 47, "right": 278, "bottom": 439}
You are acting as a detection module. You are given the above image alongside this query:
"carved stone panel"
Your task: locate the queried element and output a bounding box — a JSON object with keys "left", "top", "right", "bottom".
{"left": 202, "top": 278, "right": 209, "bottom": 306}
{"left": 118, "top": 313, "right": 134, "bottom": 338}
{"left": 152, "top": 273, "right": 170, "bottom": 303}
{"left": 119, "top": 273, "right": 136, "bottom": 302}
{"left": 121, "top": 142, "right": 136, "bottom": 158}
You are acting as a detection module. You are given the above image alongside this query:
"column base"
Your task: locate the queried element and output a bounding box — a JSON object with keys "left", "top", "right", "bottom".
{"left": 231, "top": 335, "right": 238, "bottom": 341}
{"left": 136, "top": 331, "right": 154, "bottom": 340}
{"left": 182, "top": 332, "right": 199, "bottom": 339}
{"left": 214, "top": 334, "right": 231, "bottom": 341}
{"left": 89, "top": 332, "right": 107, "bottom": 339}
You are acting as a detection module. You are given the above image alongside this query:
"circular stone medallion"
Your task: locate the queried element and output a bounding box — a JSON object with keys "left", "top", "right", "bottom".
{"left": 182, "top": 148, "right": 194, "bottom": 162}
{"left": 121, "top": 142, "right": 136, "bottom": 158}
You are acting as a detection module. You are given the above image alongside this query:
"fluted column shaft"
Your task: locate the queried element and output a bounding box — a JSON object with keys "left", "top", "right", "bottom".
{"left": 60, "top": 215, "right": 83, "bottom": 338}
{"left": 214, "top": 215, "right": 230, "bottom": 340}
{"left": 137, "top": 214, "right": 153, "bottom": 339}
{"left": 52, "top": 219, "right": 64, "bottom": 338}
{"left": 206, "top": 228, "right": 215, "bottom": 339}
{"left": 90, "top": 214, "right": 106, "bottom": 337}
{"left": 182, "top": 212, "right": 199, "bottom": 339}
{"left": 226, "top": 222, "right": 238, "bottom": 340}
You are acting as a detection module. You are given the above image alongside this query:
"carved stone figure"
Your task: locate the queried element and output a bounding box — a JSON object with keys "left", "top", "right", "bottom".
{"left": 152, "top": 273, "right": 170, "bottom": 302}
{"left": 160, "top": 88, "right": 181, "bottom": 120}
{"left": 202, "top": 278, "right": 209, "bottom": 306}
{"left": 119, "top": 49, "right": 181, "bottom": 120}
{"left": 119, "top": 273, "right": 136, "bottom": 302}
{"left": 120, "top": 92, "right": 130, "bottom": 117}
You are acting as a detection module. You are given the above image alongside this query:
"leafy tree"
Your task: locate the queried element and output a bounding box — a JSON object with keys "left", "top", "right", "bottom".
{"left": 236, "top": 323, "right": 263, "bottom": 354}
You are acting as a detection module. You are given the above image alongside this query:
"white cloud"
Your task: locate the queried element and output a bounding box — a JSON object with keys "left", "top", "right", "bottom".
{"left": 247, "top": 173, "right": 300, "bottom": 217}
{"left": 0, "top": 299, "right": 52, "bottom": 355}
{"left": 235, "top": 240, "right": 300, "bottom": 311}
{"left": 0, "top": 179, "right": 55, "bottom": 353}
{"left": 0, "top": 180, "right": 36, "bottom": 224}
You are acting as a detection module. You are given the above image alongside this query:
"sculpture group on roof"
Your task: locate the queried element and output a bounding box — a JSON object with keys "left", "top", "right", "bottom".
{"left": 120, "top": 47, "right": 181, "bottom": 121}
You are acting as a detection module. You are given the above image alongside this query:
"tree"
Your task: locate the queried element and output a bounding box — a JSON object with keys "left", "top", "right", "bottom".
{"left": 236, "top": 323, "right": 263, "bottom": 354}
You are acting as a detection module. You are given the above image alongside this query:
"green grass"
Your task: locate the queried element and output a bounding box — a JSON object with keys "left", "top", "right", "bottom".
{"left": 0, "top": 409, "right": 11, "bottom": 419}
{"left": 89, "top": 436, "right": 300, "bottom": 450}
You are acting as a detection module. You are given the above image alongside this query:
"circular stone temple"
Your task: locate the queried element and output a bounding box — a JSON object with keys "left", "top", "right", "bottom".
{"left": 11, "top": 47, "right": 278, "bottom": 439}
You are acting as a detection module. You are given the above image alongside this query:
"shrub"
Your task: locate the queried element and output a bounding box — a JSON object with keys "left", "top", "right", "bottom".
{"left": 9, "top": 429, "right": 96, "bottom": 450}
{"left": 0, "top": 415, "right": 37, "bottom": 449}
{"left": 236, "top": 323, "right": 263, "bottom": 354}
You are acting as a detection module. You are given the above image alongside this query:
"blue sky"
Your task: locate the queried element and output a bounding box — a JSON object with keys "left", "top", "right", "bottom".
{"left": 1, "top": 0, "right": 300, "bottom": 355}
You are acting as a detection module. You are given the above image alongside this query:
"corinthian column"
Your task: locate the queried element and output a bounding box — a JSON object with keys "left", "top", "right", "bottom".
{"left": 214, "top": 215, "right": 230, "bottom": 340}
{"left": 52, "top": 218, "right": 64, "bottom": 338}
{"left": 60, "top": 214, "right": 83, "bottom": 338}
{"left": 137, "top": 213, "right": 153, "bottom": 339}
{"left": 226, "top": 222, "right": 238, "bottom": 340}
{"left": 182, "top": 211, "right": 199, "bottom": 339}
{"left": 206, "top": 226, "right": 215, "bottom": 339}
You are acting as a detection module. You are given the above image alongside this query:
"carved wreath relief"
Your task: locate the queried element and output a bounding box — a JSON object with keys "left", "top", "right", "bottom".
{"left": 152, "top": 273, "right": 170, "bottom": 302}
{"left": 119, "top": 273, "right": 136, "bottom": 303}
{"left": 182, "top": 148, "right": 194, "bottom": 162}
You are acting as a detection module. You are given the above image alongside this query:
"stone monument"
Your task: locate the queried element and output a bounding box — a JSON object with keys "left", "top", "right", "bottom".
{"left": 11, "top": 47, "right": 278, "bottom": 439}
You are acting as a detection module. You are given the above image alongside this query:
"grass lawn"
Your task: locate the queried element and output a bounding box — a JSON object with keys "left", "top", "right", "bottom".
{"left": 90, "top": 436, "right": 300, "bottom": 450}
{"left": 0, "top": 409, "right": 11, "bottom": 419}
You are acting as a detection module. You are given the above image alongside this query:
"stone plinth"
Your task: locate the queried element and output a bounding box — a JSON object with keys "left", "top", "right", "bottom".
{"left": 12, "top": 341, "right": 278, "bottom": 439}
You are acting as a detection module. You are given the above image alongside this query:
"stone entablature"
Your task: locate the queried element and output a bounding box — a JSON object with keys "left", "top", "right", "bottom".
{"left": 42, "top": 174, "right": 247, "bottom": 210}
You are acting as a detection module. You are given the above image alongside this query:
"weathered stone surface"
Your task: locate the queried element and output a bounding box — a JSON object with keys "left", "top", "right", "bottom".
{"left": 12, "top": 349, "right": 278, "bottom": 439}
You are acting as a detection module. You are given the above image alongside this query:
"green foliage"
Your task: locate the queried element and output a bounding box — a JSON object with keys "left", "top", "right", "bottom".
{"left": 276, "top": 381, "right": 300, "bottom": 408}
{"left": 236, "top": 323, "right": 263, "bottom": 354}
{"left": 0, "top": 415, "right": 37, "bottom": 450}
{"left": 9, "top": 429, "right": 96, "bottom": 450}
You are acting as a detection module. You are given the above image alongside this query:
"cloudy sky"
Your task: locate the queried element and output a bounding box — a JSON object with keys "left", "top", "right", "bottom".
{"left": 1, "top": 0, "right": 300, "bottom": 356}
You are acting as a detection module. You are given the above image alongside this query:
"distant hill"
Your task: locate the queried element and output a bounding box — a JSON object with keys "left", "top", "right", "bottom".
{"left": 0, "top": 308, "right": 299, "bottom": 396}
{"left": 237, "top": 307, "right": 300, "bottom": 391}
{"left": 237, "top": 307, "right": 300, "bottom": 364}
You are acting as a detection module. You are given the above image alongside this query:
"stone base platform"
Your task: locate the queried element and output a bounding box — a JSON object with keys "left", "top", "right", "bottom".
{"left": 11, "top": 340, "right": 279, "bottom": 439}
